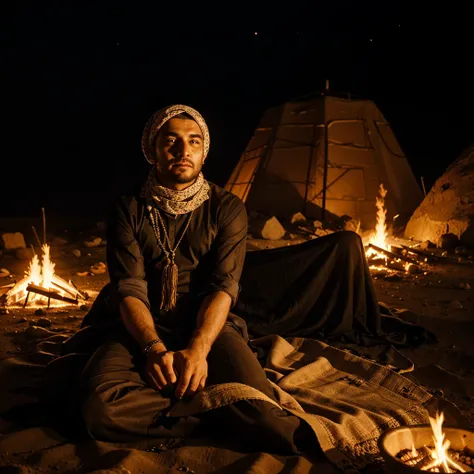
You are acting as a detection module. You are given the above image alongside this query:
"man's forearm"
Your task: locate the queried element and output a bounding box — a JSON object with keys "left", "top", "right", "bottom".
{"left": 188, "top": 291, "right": 232, "bottom": 357}
{"left": 120, "top": 296, "right": 166, "bottom": 353}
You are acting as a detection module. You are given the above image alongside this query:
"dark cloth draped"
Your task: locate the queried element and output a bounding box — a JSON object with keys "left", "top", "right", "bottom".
{"left": 235, "top": 231, "right": 434, "bottom": 347}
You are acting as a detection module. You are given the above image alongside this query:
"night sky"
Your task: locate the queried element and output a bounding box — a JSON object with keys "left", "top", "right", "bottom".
{"left": 2, "top": 2, "right": 472, "bottom": 219}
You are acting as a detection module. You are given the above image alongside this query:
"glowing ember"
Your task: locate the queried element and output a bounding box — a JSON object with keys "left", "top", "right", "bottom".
{"left": 5, "top": 244, "right": 85, "bottom": 308}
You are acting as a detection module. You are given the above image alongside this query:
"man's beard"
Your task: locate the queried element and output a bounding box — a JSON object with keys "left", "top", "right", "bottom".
{"left": 164, "top": 161, "right": 202, "bottom": 184}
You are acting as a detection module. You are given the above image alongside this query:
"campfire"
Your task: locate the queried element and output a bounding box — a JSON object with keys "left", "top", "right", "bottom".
{"left": 395, "top": 412, "right": 473, "bottom": 472}
{"left": 5, "top": 244, "right": 88, "bottom": 308}
{"left": 365, "top": 183, "right": 425, "bottom": 275}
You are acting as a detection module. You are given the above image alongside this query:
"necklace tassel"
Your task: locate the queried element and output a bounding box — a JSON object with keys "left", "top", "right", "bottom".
{"left": 161, "top": 257, "right": 178, "bottom": 311}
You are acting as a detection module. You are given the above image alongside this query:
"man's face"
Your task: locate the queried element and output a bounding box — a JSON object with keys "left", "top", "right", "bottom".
{"left": 154, "top": 118, "right": 205, "bottom": 187}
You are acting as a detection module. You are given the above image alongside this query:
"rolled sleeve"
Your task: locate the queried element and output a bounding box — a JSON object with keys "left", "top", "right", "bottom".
{"left": 205, "top": 197, "right": 247, "bottom": 307}
{"left": 106, "top": 197, "right": 150, "bottom": 309}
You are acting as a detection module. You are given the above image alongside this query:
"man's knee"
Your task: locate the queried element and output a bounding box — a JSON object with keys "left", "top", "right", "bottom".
{"left": 214, "top": 322, "right": 248, "bottom": 351}
{"left": 82, "top": 391, "right": 115, "bottom": 440}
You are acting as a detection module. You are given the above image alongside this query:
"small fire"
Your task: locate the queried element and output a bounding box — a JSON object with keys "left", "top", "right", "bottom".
{"left": 397, "top": 412, "right": 470, "bottom": 472}
{"left": 5, "top": 244, "right": 85, "bottom": 308}
{"left": 371, "top": 183, "right": 389, "bottom": 251}
{"left": 422, "top": 412, "right": 466, "bottom": 472}
{"left": 366, "top": 183, "right": 413, "bottom": 273}
{"left": 366, "top": 183, "right": 390, "bottom": 262}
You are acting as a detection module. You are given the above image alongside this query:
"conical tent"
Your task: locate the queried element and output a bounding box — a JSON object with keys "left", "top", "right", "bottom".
{"left": 225, "top": 94, "right": 423, "bottom": 229}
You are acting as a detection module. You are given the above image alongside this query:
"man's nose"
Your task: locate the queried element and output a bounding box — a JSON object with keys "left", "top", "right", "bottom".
{"left": 175, "top": 141, "right": 191, "bottom": 157}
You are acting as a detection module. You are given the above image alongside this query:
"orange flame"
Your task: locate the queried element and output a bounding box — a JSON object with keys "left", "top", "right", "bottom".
{"left": 367, "top": 183, "right": 389, "bottom": 261}
{"left": 371, "top": 183, "right": 388, "bottom": 251}
{"left": 6, "top": 244, "right": 82, "bottom": 307}
{"left": 421, "top": 412, "right": 466, "bottom": 472}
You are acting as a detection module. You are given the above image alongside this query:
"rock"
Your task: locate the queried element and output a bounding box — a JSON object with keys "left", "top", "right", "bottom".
{"left": 459, "top": 282, "right": 471, "bottom": 290}
{"left": 25, "top": 325, "right": 55, "bottom": 339}
{"left": 440, "top": 232, "right": 460, "bottom": 249}
{"left": 315, "top": 228, "right": 333, "bottom": 237}
{"left": 261, "top": 217, "right": 285, "bottom": 240}
{"left": 455, "top": 246, "right": 467, "bottom": 255}
{"left": 1, "top": 232, "right": 26, "bottom": 250}
{"left": 51, "top": 236, "right": 68, "bottom": 246}
{"left": 80, "top": 304, "right": 89, "bottom": 311}
{"left": 0, "top": 268, "right": 10, "bottom": 278}
{"left": 253, "top": 216, "right": 286, "bottom": 240}
{"left": 405, "top": 143, "right": 474, "bottom": 246}
{"left": 90, "top": 261, "right": 107, "bottom": 275}
{"left": 15, "top": 248, "right": 34, "bottom": 260}
{"left": 76, "top": 271, "right": 89, "bottom": 277}
{"left": 71, "top": 249, "right": 81, "bottom": 258}
{"left": 84, "top": 236, "right": 102, "bottom": 248}
{"left": 312, "top": 220, "right": 323, "bottom": 229}
{"left": 290, "top": 212, "right": 306, "bottom": 224}
{"left": 420, "top": 240, "right": 436, "bottom": 250}
{"left": 36, "top": 317, "right": 52, "bottom": 328}
{"left": 34, "top": 308, "right": 47, "bottom": 316}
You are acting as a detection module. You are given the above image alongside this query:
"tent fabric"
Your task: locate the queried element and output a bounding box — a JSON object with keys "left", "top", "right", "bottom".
{"left": 225, "top": 95, "right": 423, "bottom": 228}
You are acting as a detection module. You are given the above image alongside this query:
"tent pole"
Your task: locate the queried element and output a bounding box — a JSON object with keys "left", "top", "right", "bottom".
{"left": 304, "top": 124, "right": 317, "bottom": 216}
{"left": 322, "top": 99, "right": 329, "bottom": 221}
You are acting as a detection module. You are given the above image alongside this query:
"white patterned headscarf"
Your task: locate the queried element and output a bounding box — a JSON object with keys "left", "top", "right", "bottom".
{"left": 141, "top": 104, "right": 210, "bottom": 164}
{"left": 140, "top": 104, "right": 211, "bottom": 215}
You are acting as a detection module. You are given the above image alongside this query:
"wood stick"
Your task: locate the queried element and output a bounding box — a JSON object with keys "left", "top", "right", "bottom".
{"left": 26, "top": 284, "right": 78, "bottom": 304}
{"left": 368, "top": 243, "right": 419, "bottom": 265}
{"left": 41, "top": 207, "right": 46, "bottom": 244}
{"left": 69, "top": 279, "right": 89, "bottom": 300}
{"left": 32, "top": 226, "right": 42, "bottom": 248}
{"left": 30, "top": 244, "right": 36, "bottom": 256}
{"left": 51, "top": 281, "right": 77, "bottom": 298}
{"left": 400, "top": 244, "right": 440, "bottom": 261}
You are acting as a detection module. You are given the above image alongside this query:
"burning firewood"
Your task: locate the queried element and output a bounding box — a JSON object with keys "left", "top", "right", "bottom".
{"left": 25, "top": 284, "right": 79, "bottom": 306}
{"left": 368, "top": 243, "right": 419, "bottom": 266}
{"left": 5, "top": 244, "right": 87, "bottom": 308}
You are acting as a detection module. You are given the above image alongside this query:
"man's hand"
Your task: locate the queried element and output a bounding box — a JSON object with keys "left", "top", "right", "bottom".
{"left": 145, "top": 349, "right": 178, "bottom": 392}
{"left": 173, "top": 348, "right": 208, "bottom": 399}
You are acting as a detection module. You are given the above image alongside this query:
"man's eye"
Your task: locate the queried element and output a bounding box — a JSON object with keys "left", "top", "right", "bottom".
{"left": 165, "top": 138, "right": 175, "bottom": 144}
{"left": 190, "top": 139, "right": 200, "bottom": 145}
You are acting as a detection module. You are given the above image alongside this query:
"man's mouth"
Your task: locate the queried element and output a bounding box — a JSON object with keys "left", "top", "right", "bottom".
{"left": 172, "top": 161, "right": 193, "bottom": 168}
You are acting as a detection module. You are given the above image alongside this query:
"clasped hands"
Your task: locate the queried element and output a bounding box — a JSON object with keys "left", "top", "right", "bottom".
{"left": 145, "top": 347, "right": 208, "bottom": 399}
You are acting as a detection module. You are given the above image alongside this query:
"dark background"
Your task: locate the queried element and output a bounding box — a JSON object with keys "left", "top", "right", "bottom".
{"left": 1, "top": 2, "right": 472, "bottom": 220}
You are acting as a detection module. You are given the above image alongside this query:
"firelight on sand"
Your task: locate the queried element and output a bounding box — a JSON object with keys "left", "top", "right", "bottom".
{"left": 5, "top": 244, "right": 87, "bottom": 308}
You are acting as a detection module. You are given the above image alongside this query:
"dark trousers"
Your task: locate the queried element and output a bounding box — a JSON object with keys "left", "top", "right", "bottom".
{"left": 80, "top": 320, "right": 306, "bottom": 454}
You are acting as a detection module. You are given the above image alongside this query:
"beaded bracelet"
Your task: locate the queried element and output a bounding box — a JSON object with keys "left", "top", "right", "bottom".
{"left": 143, "top": 338, "right": 165, "bottom": 355}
